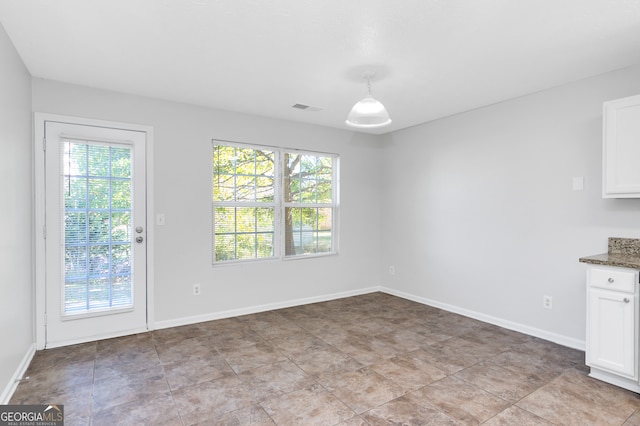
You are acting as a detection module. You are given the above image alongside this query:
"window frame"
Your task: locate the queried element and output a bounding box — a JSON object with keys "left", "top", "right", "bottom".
{"left": 212, "top": 140, "right": 339, "bottom": 265}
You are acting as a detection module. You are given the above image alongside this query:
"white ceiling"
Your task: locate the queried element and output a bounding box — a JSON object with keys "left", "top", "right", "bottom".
{"left": 1, "top": 0, "right": 640, "bottom": 134}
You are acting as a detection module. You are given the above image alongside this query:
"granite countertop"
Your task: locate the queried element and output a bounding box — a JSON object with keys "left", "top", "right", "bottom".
{"left": 579, "top": 237, "right": 640, "bottom": 269}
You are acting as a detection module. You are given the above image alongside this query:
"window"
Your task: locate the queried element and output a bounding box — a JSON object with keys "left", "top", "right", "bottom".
{"left": 212, "top": 141, "right": 338, "bottom": 263}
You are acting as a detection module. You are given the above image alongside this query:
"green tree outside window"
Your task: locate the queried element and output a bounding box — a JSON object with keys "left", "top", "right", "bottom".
{"left": 212, "top": 142, "right": 337, "bottom": 263}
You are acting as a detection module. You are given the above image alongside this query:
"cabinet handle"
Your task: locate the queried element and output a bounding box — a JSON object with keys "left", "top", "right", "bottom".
{"left": 624, "top": 297, "right": 630, "bottom": 303}
{"left": 608, "top": 277, "right": 615, "bottom": 283}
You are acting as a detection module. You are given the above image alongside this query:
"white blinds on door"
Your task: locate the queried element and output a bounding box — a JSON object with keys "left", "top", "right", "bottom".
{"left": 60, "top": 138, "right": 134, "bottom": 315}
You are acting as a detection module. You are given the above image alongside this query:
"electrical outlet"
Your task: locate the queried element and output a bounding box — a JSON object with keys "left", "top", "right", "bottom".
{"left": 193, "top": 284, "right": 201, "bottom": 296}
{"left": 543, "top": 295, "right": 552, "bottom": 309}
{"left": 389, "top": 265, "right": 395, "bottom": 275}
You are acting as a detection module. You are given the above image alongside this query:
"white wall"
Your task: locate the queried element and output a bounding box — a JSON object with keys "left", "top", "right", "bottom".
{"left": 381, "top": 64, "right": 640, "bottom": 348}
{"left": 0, "top": 24, "right": 34, "bottom": 401}
{"left": 32, "top": 79, "right": 384, "bottom": 326}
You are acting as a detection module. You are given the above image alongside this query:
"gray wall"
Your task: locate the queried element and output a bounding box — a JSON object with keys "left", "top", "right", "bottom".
{"left": 0, "top": 24, "right": 33, "bottom": 400}
{"left": 381, "top": 64, "right": 640, "bottom": 348}
{"left": 32, "top": 78, "right": 384, "bottom": 326}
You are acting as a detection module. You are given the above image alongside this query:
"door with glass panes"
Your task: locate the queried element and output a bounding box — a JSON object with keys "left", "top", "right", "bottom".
{"left": 43, "top": 119, "right": 147, "bottom": 348}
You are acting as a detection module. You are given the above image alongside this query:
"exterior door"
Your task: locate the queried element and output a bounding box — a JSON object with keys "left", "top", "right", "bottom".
{"left": 42, "top": 119, "right": 148, "bottom": 348}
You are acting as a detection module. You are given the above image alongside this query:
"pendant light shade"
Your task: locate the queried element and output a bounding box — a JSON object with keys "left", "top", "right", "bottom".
{"left": 345, "top": 75, "right": 391, "bottom": 129}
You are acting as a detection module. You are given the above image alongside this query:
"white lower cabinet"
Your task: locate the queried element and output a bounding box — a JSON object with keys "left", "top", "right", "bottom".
{"left": 586, "top": 265, "right": 640, "bottom": 392}
{"left": 587, "top": 288, "right": 636, "bottom": 377}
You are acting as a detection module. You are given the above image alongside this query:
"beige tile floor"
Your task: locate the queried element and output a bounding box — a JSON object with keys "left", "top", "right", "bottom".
{"left": 10, "top": 292, "right": 640, "bottom": 425}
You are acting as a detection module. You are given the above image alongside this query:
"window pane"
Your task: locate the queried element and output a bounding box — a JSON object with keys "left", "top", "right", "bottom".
{"left": 317, "top": 231, "right": 332, "bottom": 253}
{"left": 88, "top": 145, "right": 110, "bottom": 176}
{"left": 89, "top": 212, "right": 110, "bottom": 243}
{"left": 236, "top": 175, "right": 256, "bottom": 201}
{"left": 256, "top": 233, "right": 274, "bottom": 258}
{"left": 256, "top": 177, "right": 274, "bottom": 202}
{"left": 300, "top": 178, "right": 317, "bottom": 202}
{"left": 256, "top": 150, "right": 275, "bottom": 176}
{"left": 285, "top": 177, "right": 300, "bottom": 202}
{"left": 285, "top": 208, "right": 333, "bottom": 256}
{"left": 284, "top": 153, "right": 300, "bottom": 202}
{"left": 299, "top": 155, "right": 317, "bottom": 175}
{"left": 64, "top": 246, "right": 86, "bottom": 280}
{"left": 215, "top": 234, "right": 236, "bottom": 261}
{"left": 235, "top": 147, "right": 256, "bottom": 167}
{"left": 111, "top": 180, "right": 131, "bottom": 209}
{"left": 65, "top": 212, "right": 87, "bottom": 245}
{"left": 213, "top": 206, "right": 275, "bottom": 262}
{"left": 89, "top": 244, "right": 109, "bottom": 276}
{"left": 65, "top": 142, "right": 87, "bottom": 176}
{"left": 236, "top": 207, "right": 256, "bottom": 232}
{"left": 213, "top": 145, "right": 236, "bottom": 170}
{"left": 112, "top": 276, "right": 132, "bottom": 306}
{"left": 111, "top": 244, "right": 131, "bottom": 275}
{"left": 300, "top": 207, "right": 317, "bottom": 228}
{"left": 111, "top": 147, "right": 131, "bottom": 178}
{"left": 285, "top": 207, "right": 332, "bottom": 256}
{"left": 316, "top": 179, "right": 333, "bottom": 203}
{"left": 111, "top": 212, "right": 131, "bottom": 242}
{"left": 214, "top": 207, "right": 235, "bottom": 233}
{"left": 213, "top": 173, "right": 235, "bottom": 201}
{"left": 285, "top": 153, "right": 333, "bottom": 205}
{"left": 319, "top": 158, "right": 332, "bottom": 177}
{"left": 236, "top": 234, "right": 256, "bottom": 259}
{"left": 318, "top": 207, "right": 332, "bottom": 231}
{"left": 88, "top": 178, "right": 110, "bottom": 209}
{"left": 213, "top": 145, "right": 238, "bottom": 202}
{"left": 65, "top": 279, "right": 87, "bottom": 312}
{"left": 88, "top": 277, "right": 110, "bottom": 309}
{"left": 256, "top": 207, "right": 274, "bottom": 232}
{"left": 64, "top": 177, "right": 87, "bottom": 209}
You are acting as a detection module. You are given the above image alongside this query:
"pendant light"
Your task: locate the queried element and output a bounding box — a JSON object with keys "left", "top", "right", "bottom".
{"left": 345, "top": 74, "right": 392, "bottom": 129}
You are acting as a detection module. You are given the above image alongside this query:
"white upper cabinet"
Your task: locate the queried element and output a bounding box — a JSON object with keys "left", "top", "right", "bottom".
{"left": 603, "top": 94, "right": 640, "bottom": 198}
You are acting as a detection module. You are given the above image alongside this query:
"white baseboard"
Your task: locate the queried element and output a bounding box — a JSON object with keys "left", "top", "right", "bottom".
{"left": 154, "top": 285, "right": 583, "bottom": 351}
{"left": 45, "top": 326, "right": 150, "bottom": 349}
{"left": 1, "top": 343, "right": 36, "bottom": 404}
{"left": 153, "top": 286, "right": 382, "bottom": 330}
{"left": 379, "top": 287, "right": 585, "bottom": 351}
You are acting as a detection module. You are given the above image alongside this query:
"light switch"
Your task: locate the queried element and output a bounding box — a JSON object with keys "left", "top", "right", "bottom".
{"left": 572, "top": 176, "right": 584, "bottom": 191}
{"left": 156, "top": 213, "right": 166, "bottom": 226}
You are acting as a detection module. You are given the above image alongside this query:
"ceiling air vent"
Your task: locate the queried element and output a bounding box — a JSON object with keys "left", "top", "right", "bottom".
{"left": 292, "top": 104, "right": 323, "bottom": 112}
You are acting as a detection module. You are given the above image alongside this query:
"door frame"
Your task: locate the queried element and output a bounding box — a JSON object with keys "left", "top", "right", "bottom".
{"left": 34, "top": 113, "right": 155, "bottom": 349}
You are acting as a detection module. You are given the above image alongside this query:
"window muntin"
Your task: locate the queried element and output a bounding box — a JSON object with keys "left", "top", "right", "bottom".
{"left": 212, "top": 141, "right": 337, "bottom": 263}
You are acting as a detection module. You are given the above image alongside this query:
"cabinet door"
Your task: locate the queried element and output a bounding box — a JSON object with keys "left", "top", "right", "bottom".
{"left": 586, "top": 288, "right": 637, "bottom": 378}
{"left": 603, "top": 94, "right": 640, "bottom": 198}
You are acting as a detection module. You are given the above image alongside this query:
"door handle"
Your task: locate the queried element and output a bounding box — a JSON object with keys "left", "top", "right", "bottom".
{"left": 135, "top": 226, "right": 144, "bottom": 233}
{"left": 135, "top": 236, "right": 144, "bottom": 244}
